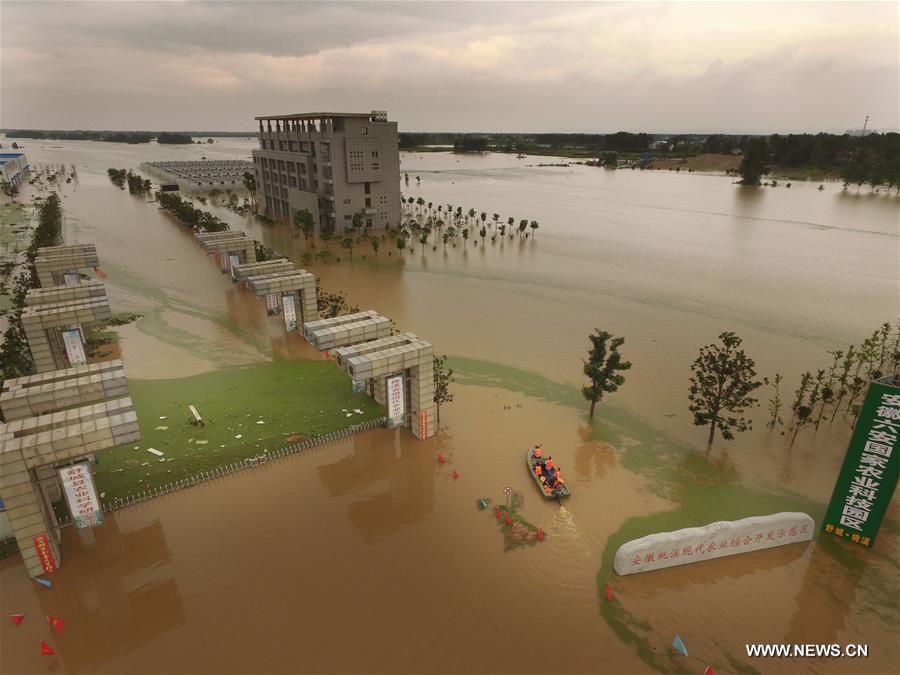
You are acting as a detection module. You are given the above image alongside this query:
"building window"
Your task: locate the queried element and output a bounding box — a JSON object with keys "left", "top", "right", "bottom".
{"left": 320, "top": 143, "right": 331, "bottom": 160}
{"left": 365, "top": 197, "right": 372, "bottom": 207}
{"left": 279, "top": 141, "right": 286, "bottom": 151}
{"left": 364, "top": 182, "right": 371, "bottom": 195}
{"left": 371, "top": 150, "right": 378, "bottom": 158}
{"left": 361, "top": 127, "right": 368, "bottom": 135}
{"left": 372, "top": 163, "right": 379, "bottom": 170}
{"left": 300, "top": 142, "right": 309, "bottom": 153}
{"left": 343, "top": 198, "right": 351, "bottom": 204}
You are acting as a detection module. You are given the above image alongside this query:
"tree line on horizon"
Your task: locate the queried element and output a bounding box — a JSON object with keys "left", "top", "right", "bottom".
{"left": 736, "top": 133, "right": 900, "bottom": 187}
{"left": 4, "top": 130, "right": 197, "bottom": 144}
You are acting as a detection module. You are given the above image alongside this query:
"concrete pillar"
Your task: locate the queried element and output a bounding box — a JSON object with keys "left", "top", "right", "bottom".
{"left": 0, "top": 453, "right": 61, "bottom": 578}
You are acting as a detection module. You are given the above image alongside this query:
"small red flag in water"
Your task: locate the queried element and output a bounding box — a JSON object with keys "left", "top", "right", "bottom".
{"left": 47, "top": 616, "right": 64, "bottom": 632}
{"left": 93, "top": 266, "right": 107, "bottom": 279}
{"left": 605, "top": 583, "right": 613, "bottom": 601}
{"left": 505, "top": 513, "right": 513, "bottom": 526}
{"left": 704, "top": 668, "right": 715, "bottom": 675}
{"left": 538, "top": 528, "right": 544, "bottom": 542}
{"left": 495, "top": 509, "right": 502, "bottom": 520}
{"left": 324, "top": 350, "right": 330, "bottom": 358}
{"left": 452, "top": 469, "right": 459, "bottom": 479}
{"left": 9, "top": 614, "right": 24, "bottom": 627}
{"left": 40, "top": 639, "right": 55, "bottom": 656}
{"left": 437, "top": 452, "right": 446, "bottom": 464}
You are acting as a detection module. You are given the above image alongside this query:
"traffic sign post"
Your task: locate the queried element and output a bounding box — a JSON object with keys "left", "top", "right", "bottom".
{"left": 503, "top": 486, "right": 513, "bottom": 508}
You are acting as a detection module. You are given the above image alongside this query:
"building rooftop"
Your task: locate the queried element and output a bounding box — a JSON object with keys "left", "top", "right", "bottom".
{"left": 255, "top": 112, "right": 383, "bottom": 121}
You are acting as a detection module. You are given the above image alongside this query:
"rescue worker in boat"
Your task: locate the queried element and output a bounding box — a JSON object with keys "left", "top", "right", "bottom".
{"left": 532, "top": 445, "right": 545, "bottom": 469}
{"left": 544, "top": 456, "right": 557, "bottom": 483}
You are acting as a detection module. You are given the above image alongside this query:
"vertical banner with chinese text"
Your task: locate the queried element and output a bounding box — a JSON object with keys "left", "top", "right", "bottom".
{"left": 387, "top": 375, "right": 405, "bottom": 427}
{"left": 282, "top": 294, "right": 297, "bottom": 332}
{"left": 822, "top": 378, "right": 899, "bottom": 548}
{"left": 63, "top": 272, "right": 80, "bottom": 287}
{"left": 32, "top": 533, "right": 58, "bottom": 574}
{"left": 59, "top": 463, "right": 104, "bottom": 529}
{"left": 62, "top": 328, "right": 87, "bottom": 367}
{"left": 265, "top": 293, "right": 279, "bottom": 316}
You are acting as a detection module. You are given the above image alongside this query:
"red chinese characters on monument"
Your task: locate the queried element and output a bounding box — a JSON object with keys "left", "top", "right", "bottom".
{"left": 617, "top": 513, "right": 815, "bottom": 575}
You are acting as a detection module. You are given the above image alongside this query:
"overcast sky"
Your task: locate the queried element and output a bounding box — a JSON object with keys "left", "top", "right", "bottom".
{"left": 2, "top": 1, "right": 897, "bottom": 133}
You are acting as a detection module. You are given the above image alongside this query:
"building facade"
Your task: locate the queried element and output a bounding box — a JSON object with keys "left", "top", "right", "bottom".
{"left": 0, "top": 152, "right": 30, "bottom": 185}
{"left": 252, "top": 111, "right": 401, "bottom": 233}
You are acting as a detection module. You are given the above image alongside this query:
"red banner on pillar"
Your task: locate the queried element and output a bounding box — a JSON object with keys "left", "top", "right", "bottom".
{"left": 32, "top": 533, "right": 58, "bottom": 574}
{"left": 420, "top": 411, "right": 428, "bottom": 439}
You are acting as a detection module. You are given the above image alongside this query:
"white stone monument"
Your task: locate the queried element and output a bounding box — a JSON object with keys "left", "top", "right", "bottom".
{"left": 613, "top": 512, "right": 814, "bottom": 576}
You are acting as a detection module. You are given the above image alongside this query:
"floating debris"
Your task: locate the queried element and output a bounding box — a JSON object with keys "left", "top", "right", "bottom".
{"left": 147, "top": 448, "right": 164, "bottom": 456}
{"left": 195, "top": 440, "right": 208, "bottom": 445}
{"left": 159, "top": 416, "right": 168, "bottom": 420}
{"left": 235, "top": 434, "right": 242, "bottom": 439}
{"left": 154, "top": 426, "right": 169, "bottom": 431}
{"left": 256, "top": 420, "right": 265, "bottom": 425}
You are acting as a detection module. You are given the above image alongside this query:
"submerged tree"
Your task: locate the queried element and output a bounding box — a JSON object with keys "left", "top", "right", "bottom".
{"left": 293, "top": 208, "right": 315, "bottom": 240}
{"left": 315, "top": 278, "right": 359, "bottom": 318}
{"left": 738, "top": 138, "right": 769, "bottom": 185}
{"left": 242, "top": 171, "right": 257, "bottom": 207}
{"left": 788, "top": 372, "right": 813, "bottom": 448}
{"left": 763, "top": 373, "right": 784, "bottom": 428}
{"left": 433, "top": 355, "right": 455, "bottom": 424}
{"left": 582, "top": 330, "right": 631, "bottom": 419}
{"left": 688, "top": 332, "right": 761, "bottom": 454}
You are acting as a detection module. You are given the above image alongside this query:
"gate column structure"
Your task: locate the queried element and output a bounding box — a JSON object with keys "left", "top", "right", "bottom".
{"left": 334, "top": 333, "right": 420, "bottom": 405}
{"left": 246, "top": 269, "right": 318, "bottom": 325}
{"left": 0, "top": 360, "right": 129, "bottom": 420}
{"left": 302, "top": 310, "right": 391, "bottom": 351}
{"left": 232, "top": 259, "right": 294, "bottom": 285}
{"left": 196, "top": 234, "right": 257, "bottom": 277}
{"left": 21, "top": 293, "right": 112, "bottom": 373}
{"left": 34, "top": 244, "right": 100, "bottom": 288}
{"left": 0, "top": 394, "right": 140, "bottom": 578}
{"left": 336, "top": 334, "right": 435, "bottom": 440}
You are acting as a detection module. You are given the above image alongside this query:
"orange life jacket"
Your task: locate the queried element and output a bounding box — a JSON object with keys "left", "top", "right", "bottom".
{"left": 534, "top": 465, "right": 542, "bottom": 476}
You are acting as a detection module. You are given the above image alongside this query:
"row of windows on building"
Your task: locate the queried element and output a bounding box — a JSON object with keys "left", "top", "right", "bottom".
{"left": 260, "top": 139, "right": 332, "bottom": 160}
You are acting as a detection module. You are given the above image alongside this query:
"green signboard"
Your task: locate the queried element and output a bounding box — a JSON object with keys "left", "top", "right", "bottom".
{"left": 822, "top": 377, "right": 900, "bottom": 549}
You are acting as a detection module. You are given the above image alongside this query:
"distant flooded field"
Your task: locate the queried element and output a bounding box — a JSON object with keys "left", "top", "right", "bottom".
{"left": 1, "top": 138, "right": 897, "bottom": 674}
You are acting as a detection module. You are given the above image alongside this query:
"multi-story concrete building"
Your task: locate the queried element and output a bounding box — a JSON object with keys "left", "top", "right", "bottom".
{"left": 252, "top": 111, "right": 401, "bottom": 233}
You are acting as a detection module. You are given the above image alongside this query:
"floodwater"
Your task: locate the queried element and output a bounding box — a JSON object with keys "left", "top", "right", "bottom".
{"left": 1, "top": 138, "right": 898, "bottom": 674}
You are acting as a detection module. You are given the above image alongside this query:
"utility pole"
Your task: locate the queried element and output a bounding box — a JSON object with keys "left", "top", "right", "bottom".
{"left": 862, "top": 115, "right": 869, "bottom": 135}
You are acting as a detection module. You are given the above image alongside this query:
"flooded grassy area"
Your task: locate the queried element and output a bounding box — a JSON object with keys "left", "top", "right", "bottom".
{"left": 92, "top": 360, "right": 384, "bottom": 502}
{"left": 451, "top": 354, "right": 899, "bottom": 674}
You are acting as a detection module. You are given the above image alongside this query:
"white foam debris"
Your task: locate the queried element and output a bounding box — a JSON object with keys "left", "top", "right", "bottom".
{"left": 159, "top": 416, "right": 168, "bottom": 420}
{"left": 154, "top": 425, "right": 169, "bottom": 431}
{"left": 235, "top": 434, "right": 242, "bottom": 439}
{"left": 147, "top": 448, "right": 164, "bottom": 456}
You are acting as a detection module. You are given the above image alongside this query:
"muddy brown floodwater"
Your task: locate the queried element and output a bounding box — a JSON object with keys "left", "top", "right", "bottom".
{"left": 1, "top": 139, "right": 898, "bottom": 674}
